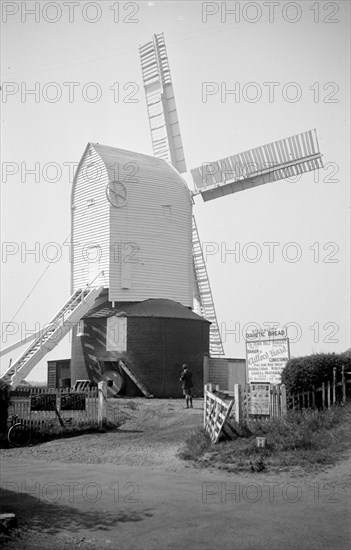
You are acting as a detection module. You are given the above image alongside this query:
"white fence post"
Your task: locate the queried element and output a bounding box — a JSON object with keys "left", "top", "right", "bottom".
{"left": 203, "top": 383, "right": 212, "bottom": 427}
{"left": 203, "top": 384, "right": 207, "bottom": 427}
{"left": 234, "top": 384, "right": 241, "bottom": 424}
{"left": 98, "top": 381, "right": 107, "bottom": 428}
{"left": 280, "top": 384, "right": 287, "bottom": 416}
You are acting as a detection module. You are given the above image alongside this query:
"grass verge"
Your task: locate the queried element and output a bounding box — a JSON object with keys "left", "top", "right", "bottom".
{"left": 179, "top": 402, "right": 351, "bottom": 474}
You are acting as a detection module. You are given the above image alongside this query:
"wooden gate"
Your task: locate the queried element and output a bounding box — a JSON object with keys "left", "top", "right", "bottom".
{"left": 203, "top": 383, "right": 234, "bottom": 443}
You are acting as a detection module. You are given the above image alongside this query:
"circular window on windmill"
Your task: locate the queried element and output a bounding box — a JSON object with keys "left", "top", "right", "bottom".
{"left": 105, "top": 180, "right": 128, "bottom": 208}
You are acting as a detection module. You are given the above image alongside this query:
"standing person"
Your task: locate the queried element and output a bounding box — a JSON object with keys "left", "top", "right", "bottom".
{"left": 180, "top": 363, "right": 193, "bottom": 409}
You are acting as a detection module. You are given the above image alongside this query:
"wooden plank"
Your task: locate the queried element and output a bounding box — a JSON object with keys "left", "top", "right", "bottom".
{"left": 213, "top": 401, "right": 233, "bottom": 444}
{"left": 206, "top": 391, "right": 228, "bottom": 405}
{"left": 204, "top": 403, "right": 215, "bottom": 431}
{"left": 119, "top": 359, "right": 153, "bottom": 398}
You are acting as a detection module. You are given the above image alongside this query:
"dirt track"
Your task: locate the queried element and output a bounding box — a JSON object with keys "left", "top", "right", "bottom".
{"left": 1, "top": 398, "right": 203, "bottom": 468}
{"left": 1, "top": 398, "right": 350, "bottom": 550}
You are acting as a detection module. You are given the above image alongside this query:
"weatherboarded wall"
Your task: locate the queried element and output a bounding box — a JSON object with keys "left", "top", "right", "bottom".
{"left": 71, "top": 144, "right": 110, "bottom": 292}
{"left": 209, "top": 358, "right": 229, "bottom": 389}
{"left": 71, "top": 144, "right": 193, "bottom": 307}
{"left": 209, "top": 357, "right": 247, "bottom": 391}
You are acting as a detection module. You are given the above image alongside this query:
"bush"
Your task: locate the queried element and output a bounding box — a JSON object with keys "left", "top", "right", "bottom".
{"left": 178, "top": 427, "right": 211, "bottom": 461}
{"left": 281, "top": 352, "right": 351, "bottom": 393}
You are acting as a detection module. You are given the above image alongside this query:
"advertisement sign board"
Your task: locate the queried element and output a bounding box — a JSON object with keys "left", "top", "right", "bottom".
{"left": 60, "top": 393, "right": 86, "bottom": 411}
{"left": 30, "top": 394, "right": 57, "bottom": 411}
{"left": 250, "top": 383, "right": 270, "bottom": 415}
{"left": 246, "top": 337, "right": 290, "bottom": 384}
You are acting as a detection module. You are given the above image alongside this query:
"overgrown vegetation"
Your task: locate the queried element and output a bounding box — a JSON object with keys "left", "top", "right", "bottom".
{"left": 179, "top": 402, "right": 351, "bottom": 474}
{"left": 281, "top": 352, "right": 351, "bottom": 393}
{"left": 0, "top": 379, "right": 11, "bottom": 430}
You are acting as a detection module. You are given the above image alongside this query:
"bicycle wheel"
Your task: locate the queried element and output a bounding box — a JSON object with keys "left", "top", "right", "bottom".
{"left": 7, "top": 423, "right": 31, "bottom": 447}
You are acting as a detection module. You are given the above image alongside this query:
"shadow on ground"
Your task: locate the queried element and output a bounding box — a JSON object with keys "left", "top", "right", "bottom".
{"left": 0, "top": 488, "right": 153, "bottom": 535}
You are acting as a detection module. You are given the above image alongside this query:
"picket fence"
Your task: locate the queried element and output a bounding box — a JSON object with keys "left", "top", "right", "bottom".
{"left": 8, "top": 382, "right": 115, "bottom": 433}
{"left": 288, "top": 366, "right": 350, "bottom": 411}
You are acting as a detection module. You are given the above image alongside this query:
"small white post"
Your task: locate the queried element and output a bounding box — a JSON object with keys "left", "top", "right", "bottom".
{"left": 98, "top": 381, "right": 107, "bottom": 428}
{"left": 234, "top": 384, "right": 241, "bottom": 424}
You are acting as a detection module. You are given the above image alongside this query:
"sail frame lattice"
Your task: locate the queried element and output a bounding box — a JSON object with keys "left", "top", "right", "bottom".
{"left": 191, "top": 129, "right": 323, "bottom": 201}
{"left": 192, "top": 216, "right": 224, "bottom": 357}
{"left": 139, "top": 33, "right": 187, "bottom": 173}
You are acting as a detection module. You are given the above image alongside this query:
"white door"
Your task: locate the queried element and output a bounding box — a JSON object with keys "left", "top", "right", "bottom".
{"left": 86, "top": 245, "right": 101, "bottom": 286}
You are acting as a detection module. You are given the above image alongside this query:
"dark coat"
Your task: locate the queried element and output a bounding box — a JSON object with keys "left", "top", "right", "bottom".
{"left": 180, "top": 370, "right": 193, "bottom": 389}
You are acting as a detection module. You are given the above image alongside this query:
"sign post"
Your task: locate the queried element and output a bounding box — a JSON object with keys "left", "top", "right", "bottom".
{"left": 245, "top": 327, "right": 290, "bottom": 417}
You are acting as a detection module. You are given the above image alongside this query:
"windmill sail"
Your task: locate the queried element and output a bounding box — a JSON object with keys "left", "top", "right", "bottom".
{"left": 140, "top": 33, "right": 224, "bottom": 355}
{"left": 192, "top": 217, "right": 224, "bottom": 356}
{"left": 139, "top": 35, "right": 324, "bottom": 361}
{"left": 191, "top": 129, "right": 323, "bottom": 202}
{"left": 139, "top": 33, "right": 187, "bottom": 173}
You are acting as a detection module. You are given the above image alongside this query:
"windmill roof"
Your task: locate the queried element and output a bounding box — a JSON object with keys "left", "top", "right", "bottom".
{"left": 91, "top": 143, "right": 170, "bottom": 171}
{"left": 86, "top": 143, "right": 191, "bottom": 198}
{"left": 86, "top": 298, "right": 209, "bottom": 322}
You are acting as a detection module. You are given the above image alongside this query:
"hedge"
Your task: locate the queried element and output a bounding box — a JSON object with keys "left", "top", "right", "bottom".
{"left": 281, "top": 352, "right": 351, "bottom": 394}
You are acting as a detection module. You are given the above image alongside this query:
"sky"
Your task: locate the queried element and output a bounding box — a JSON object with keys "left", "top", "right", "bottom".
{"left": 1, "top": 0, "right": 350, "bottom": 381}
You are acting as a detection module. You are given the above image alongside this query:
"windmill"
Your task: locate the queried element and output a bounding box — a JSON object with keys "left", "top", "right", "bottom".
{"left": 139, "top": 32, "right": 323, "bottom": 357}
{"left": 1, "top": 33, "right": 323, "bottom": 395}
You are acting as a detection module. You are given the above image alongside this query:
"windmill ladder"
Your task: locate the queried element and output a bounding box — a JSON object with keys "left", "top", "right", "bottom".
{"left": 118, "top": 359, "right": 153, "bottom": 398}
{"left": 1, "top": 286, "right": 104, "bottom": 388}
{"left": 192, "top": 216, "right": 224, "bottom": 356}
